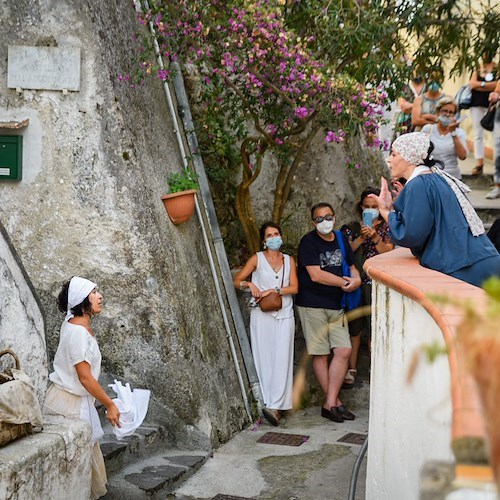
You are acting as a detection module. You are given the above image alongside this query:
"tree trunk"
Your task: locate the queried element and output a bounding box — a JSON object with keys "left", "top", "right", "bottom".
{"left": 272, "top": 124, "right": 321, "bottom": 223}
{"left": 234, "top": 138, "right": 267, "bottom": 254}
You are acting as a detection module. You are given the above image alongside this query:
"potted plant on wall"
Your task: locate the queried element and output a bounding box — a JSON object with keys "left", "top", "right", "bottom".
{"left": 161, "top": 167, "right": 199, "bottom": 224}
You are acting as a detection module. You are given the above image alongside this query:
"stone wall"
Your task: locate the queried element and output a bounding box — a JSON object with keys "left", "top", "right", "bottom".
{"left": 221, "top": 131, "right": 389, "bottom": 262}
{"left": 0, "top": 222, "right": 47, "bottom": 404}
{"left": 0, "top": 0, "right": 247, "bottom": 448}
{"left": 0, "top": 417, "right": 93, "bottom": 500}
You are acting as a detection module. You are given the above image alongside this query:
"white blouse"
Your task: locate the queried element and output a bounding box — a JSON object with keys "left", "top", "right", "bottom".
{"left": 49, "top": 322, "right": 102, "bottom": 397}
{"left": 251, "top": 252, "right": 294, "bottom": 319}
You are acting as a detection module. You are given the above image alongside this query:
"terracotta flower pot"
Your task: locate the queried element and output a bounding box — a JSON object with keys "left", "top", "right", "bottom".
{"left": 160, "top": 189, "right": 197, "bottom": 224}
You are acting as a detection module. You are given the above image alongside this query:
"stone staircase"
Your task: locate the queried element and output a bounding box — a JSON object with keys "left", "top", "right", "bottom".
{"left": 462, "top": 173, "right": 500, "bottom": 231}
{"left": 101, "top": 421, "right": 210, "bottom": 499}
{"left": 460, "top": 153, "right": 499, "bottom": 233}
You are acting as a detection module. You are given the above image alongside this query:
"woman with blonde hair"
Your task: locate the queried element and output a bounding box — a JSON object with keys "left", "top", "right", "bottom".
{"left": 421, "top": 96, "right": 467, "bottom": 179}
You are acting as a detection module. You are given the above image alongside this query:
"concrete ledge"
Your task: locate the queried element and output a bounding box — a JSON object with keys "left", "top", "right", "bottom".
{"left": 363, "top": 248, "right": 497, "bottom": 499}
{"left": 0, "top": 416, "right": 93, "bottom": 500}
{"left": 364, "top": 248, "right": 489, "bottom": 459}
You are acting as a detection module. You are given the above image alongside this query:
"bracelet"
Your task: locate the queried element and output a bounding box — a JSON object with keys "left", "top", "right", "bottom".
{"left": 239, "top": 280, "right": 247, "bottom": 290}
{"left": 373, "top": 239, "right": 380, "bottom": 245}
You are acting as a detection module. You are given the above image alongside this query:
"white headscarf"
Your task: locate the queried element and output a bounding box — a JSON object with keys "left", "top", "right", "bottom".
{"left": 392, "top": 132, "right": 430, "bottom": 166}
{"left": 393, "top": 133, "right": 484, "bottom": 237}
{"left": 65, "top": 276, "right": 97, "bottom": 322}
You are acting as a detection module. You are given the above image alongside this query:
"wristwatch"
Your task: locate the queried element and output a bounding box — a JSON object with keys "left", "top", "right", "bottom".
{"left": 481, "top": 81, "right": 486, "bottom": 88}
{"left": 450, "top": 130, "right": 457, "bottom": 137}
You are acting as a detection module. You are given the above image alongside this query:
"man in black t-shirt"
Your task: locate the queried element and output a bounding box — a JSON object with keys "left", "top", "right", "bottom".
{"left": 296, "top": 202, "right": 361, "bottom": 423}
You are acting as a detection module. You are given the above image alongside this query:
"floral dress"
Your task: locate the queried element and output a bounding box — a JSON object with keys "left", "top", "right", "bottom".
{"left": 341, "top": 219, "right": 392, "bottom": 337}
{"left": 341, "top": 220, "right": 391, "bottom": 285}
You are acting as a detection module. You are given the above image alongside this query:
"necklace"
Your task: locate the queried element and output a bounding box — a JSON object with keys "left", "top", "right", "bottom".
{"left": 266, "top": 252, "right": 281, "bottom": 273}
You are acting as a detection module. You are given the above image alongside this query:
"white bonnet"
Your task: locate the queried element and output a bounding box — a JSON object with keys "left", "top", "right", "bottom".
{"left": 392, "top": 132, "right": 431, "bottom": 166}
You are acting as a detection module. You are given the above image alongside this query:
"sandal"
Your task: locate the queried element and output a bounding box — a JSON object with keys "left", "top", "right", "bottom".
{"left": 262, "top": 408, "right": 281, "bottom": 427}
{"left": 343, "top": 369, "right": 357, "bottom": 385}
{"left": 471, "top": 164, "right": 483, "bottom": 176}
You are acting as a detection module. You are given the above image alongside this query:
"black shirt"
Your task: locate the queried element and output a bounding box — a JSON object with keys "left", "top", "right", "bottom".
{"left": 296, "top": 230, "right": 354, "bottom": 309}
{"left": 471, "top": 71, "right": 497, "bottom": 108}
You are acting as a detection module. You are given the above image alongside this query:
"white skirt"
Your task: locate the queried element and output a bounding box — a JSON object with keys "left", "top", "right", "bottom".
{"left": 250, "top": 308, "right": 295, "bottom": 410}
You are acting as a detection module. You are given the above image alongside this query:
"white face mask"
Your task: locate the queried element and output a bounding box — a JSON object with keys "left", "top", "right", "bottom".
{"left": 316, "top": 219, "right": 334, "bottom": 235}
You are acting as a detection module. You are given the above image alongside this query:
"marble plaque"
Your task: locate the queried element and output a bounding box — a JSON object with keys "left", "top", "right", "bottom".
{"left": 7, "top": 46, "right": 81, "bottom": 91}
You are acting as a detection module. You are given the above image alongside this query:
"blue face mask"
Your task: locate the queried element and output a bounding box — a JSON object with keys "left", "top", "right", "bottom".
{"left": 266, "top": 236, "right": 283, "bottom": 250}
{"left": 438, "top": 115, "right": 452, "bottom": 127}
{"left": 428, "top": 81, "right": 441, "bottom": 92}
{"left": 363, "top": 208, "right": 380, "bottom": 220}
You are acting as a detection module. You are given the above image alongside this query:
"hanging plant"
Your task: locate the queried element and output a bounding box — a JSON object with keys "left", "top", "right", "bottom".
{"left": 161, "top": 168, "right": 199, "bottom": 224}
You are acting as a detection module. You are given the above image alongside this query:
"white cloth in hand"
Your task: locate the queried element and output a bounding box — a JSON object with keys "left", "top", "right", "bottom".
{"left": 108, "top": 379, "right": 151, "bottom": 440}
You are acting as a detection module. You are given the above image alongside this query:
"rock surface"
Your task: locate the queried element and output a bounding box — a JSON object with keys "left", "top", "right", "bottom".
{"left": 0, "top": 0, "right": 248, "bottom": 450}
{"left": 0, "top": 416, "right": 93, "bottom": 500}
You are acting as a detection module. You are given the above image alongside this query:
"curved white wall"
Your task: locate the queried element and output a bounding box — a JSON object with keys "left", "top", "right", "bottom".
{"left": 366, "top": 284, "right": 453, "bottom": 500}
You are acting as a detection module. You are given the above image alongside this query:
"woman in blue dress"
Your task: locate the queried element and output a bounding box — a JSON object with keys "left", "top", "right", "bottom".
{"left": 370, "top": 132, "right": 500, "bottom": 287}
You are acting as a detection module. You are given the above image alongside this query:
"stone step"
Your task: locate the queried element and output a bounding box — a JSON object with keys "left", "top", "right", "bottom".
{"left": 102, "top": 450, "right": 210, "bottom": 499}
{"left": 462, "top": 173, "right": 495, "bottom": 190}
{"left": 101, "top": 423, "right": 171, "bottom": 474}
{"left": 465, "top": 185, "right": 500, "bottom": 228}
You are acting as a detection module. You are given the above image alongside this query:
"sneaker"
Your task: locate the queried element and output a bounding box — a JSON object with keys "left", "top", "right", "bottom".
{"left": 486, "top": 187, "right": 500, "bottom": 200}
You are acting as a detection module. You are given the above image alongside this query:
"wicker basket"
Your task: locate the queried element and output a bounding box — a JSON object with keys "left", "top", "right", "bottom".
{"left": 0, "top": 422, "right": 32, "bottom": 446}
{"left": 0, "top": 349, "right": 33, "bottom": 446}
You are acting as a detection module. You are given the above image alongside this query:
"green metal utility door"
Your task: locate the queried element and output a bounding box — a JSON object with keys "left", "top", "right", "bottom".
{"left": 0, "top": 135, "right": 23, "bottom": 180}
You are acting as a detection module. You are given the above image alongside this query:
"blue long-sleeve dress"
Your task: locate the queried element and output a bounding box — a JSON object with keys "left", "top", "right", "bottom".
{"left": 389, "top": 173, "right": 500, "bottom": 287}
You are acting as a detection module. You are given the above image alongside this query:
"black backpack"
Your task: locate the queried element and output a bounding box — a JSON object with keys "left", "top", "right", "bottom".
{"left": 487, "top": 219, "right": 500, "bottom": 253}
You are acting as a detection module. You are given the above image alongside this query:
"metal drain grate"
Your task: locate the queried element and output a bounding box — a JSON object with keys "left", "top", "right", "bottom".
{"left": 257, "top": 432, "right": 309, "bottom": 446}
{"left": 337, "top": 432, "right": 367, "bottom": 445}
{"left": 212, "top": 495, "right": 254, "bottom": 500}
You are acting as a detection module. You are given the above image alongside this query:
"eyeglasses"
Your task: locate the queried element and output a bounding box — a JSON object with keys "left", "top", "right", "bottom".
{"left": 440, "top": 109, "right": 455, "bottom": 116}
{"left": 313, "top": 214, "right": 334, "bottom": 223}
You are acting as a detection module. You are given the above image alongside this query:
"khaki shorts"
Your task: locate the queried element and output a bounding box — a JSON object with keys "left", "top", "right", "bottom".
{"left": 297, "top": 306, "right": 351, "bottom": 355}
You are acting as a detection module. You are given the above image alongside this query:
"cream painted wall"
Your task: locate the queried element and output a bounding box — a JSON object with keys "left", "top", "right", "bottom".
{"left": 366, "top": 283, "right": 453, "bottom": 500}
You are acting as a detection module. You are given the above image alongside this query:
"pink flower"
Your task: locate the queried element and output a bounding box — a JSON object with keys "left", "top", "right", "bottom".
{"left": 158, "top": 69, "right": 169, "bottom": 80}
{"left": 294, "top": 107, "right": 309, "bottom": 119}
{"left": 325, "top": 130, "right": 344, "bottom": 143}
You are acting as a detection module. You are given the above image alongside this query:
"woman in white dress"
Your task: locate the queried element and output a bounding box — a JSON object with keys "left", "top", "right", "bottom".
{"left": 234, "top": 222, "right": 298, "bottom": 426}
{"left": 43, "top": 276, "right": 121, "bottom": 499}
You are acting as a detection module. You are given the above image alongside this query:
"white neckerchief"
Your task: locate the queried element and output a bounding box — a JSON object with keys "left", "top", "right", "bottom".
{"left": 406, "top": 165, "right": 430, "bottom": 184}
{"left": 404, "top": 165, "right": 484, "bottom": 237}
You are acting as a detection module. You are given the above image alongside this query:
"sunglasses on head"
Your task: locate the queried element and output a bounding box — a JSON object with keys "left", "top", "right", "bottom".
{"left": 313, "top": 214, "right": 334, "bottom": 223}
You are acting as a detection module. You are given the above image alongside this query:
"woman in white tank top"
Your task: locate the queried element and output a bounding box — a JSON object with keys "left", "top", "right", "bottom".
{"left": 234, "top": 222, "right": 299, "bottom": 426}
